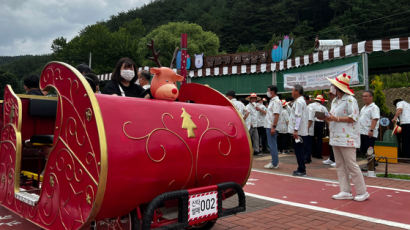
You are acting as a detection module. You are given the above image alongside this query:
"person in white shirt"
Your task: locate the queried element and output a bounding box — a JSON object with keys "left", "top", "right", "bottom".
{"left": 277, "top": 100, "right": 290, "bottom": 154}
{"left": 264, "top": 86, "right": 282, "bottom": 169}
{"left": 245, "top": 93, "right": 261, "bottom": 155}
{"left": 305, "top": 95, "right": 315, "bottom": 163}
{"left": 359, "top": 91, "right": 380, "bottom": 170}
{"left": 326, "top": 73, "right": 369, "bottom": 202}
{"left": 393, "top": 99, "right": 410, "bottom": 158}
{"left": 288, "top": 85, "right": 309, "bottom": 176}
{"left": 310, "top": 95, "right": 329, "bottom": 159}
{"left": 226, "top": 91, "right": 249, "bottom": 120}
{"left": 138, "top": 70, "right": 151, "bottom": 90}
{"left": 256, "top": 98, "right": 268, "bottom": 153}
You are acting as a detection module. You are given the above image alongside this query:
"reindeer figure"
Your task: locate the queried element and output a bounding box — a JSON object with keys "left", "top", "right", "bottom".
{"left": 147, "top": 39, "right": 184, "bottom": 101}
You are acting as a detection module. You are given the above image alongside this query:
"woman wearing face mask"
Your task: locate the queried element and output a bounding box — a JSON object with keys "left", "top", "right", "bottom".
{"left": 325, "top": 73, "right": 369, "bottom": 202}
{"left": 102, "top": 57, "right": 147, "bottom": 97}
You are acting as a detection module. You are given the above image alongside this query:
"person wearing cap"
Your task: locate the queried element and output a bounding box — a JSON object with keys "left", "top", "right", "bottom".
{"left": 309, "top": 95, "right": 329, "bottom": 159}
{"left": 256, "top": 98, "right": 268, "bottom": 153}
{"left": 326, "top": 73, "right": 369, "bottom": 201}
{"left": 288, "top": 85, "right": 309, "bottom": 176}
{"left": 277, "top": 100, "right": 290, "bottom": 154}
{"left": 264, "top": 85, "right": 282, "bottom": 169}
{"left": 226, "top": 90, "right": 249, "bottom": 120}
{"left": 246, "top": 93, "right": 261, "bottom": 155}
{"left": 323, "top": 91, "right": 336, "bottom": 167}
{"left": 392, "top": 99, "right": 410, "bottom": 158}
{"left": 359, "top": 90, "right": 380, "bottom": 174}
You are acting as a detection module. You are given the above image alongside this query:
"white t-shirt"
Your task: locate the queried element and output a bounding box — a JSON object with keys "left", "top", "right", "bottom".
{"left": 359, "top": 102, "right": 380, "bottom": 138}
{"left": 231, "top": 98, "right": 247, "bottom": 118}
{"left": 246, "top": 102, "right": 259, "bottom": 129}
{"left": 264, "top": 96, "right": 282, "bottom": 129}
{"left": 307, "top": 103, "right": 315, "bottom": 136}
{"left": 277, "top": 109, "right": 289, "bottom": 133}
{"left": 257, "top": 103, "right": 267, "bottom": 127}
{"left": 288, "top": 96, "right": 309, "bottom": 136}
{"left": 397, "top": 101, "right": 410, "bottom": 124}
{"left": 329, "top": 94, "right": 360, "bottom": 148}
{"left": 309, "top": 102, "right": 328, "bottom": 122}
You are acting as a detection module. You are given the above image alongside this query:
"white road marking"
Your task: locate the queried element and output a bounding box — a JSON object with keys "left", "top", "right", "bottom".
{"left": 246, "top": 192, "right": 410, "bottom": 229}
{"left": 251, "top": 169, "right": 410, "bottom": 193}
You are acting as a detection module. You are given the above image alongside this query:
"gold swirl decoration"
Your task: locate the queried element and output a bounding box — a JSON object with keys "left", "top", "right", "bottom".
{"left": 35, "top": 62, "right": 108, "bottom": 229}
{"left": 123, "top": 113, "right": 194, "bottom": 189}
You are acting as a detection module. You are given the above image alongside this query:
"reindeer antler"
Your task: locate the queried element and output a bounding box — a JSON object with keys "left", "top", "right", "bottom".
{"left": 147, "top": 39, "right": 162, "bottom": 67}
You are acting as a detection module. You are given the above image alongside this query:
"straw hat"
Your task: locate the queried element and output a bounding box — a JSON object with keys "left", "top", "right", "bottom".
{"left": 281, "top": 99, "right": 287, "bottom": 107}
{"left": 392, "top": 125, "right": 402, "bottom": 136}
{"left": 246, "top": 93, "right": 261, "bottom": 101}
{"left": 327, "top": 73, "right": 354, "bottom": 95}
{"left": 314, "top": 94, "right": 327, "bottom": 103}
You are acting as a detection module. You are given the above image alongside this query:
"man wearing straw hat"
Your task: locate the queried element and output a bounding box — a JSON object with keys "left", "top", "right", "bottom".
{"left": 246, "top": 93, "right": 262, "bottom": 155}
{"left": 309, "top": 95, "right": 329, "bottom": 159}
{"left": 326, "top": 73, "right": 369, "bottom": 201}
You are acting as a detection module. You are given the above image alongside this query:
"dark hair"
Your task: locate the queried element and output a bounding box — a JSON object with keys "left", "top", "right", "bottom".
{"left": 76, "top": 63, "right": 92, "bottom": 74}
{"left": 363, "top": 90, "right": 374, "bottom": 97}
{"left": 294, "top": 84, "right": 304, "bottom": 95}
{"left": 226, "top": 90, "right": 236, "bottom": 97}
{"left": 84, "top": 73, "right": 99, "bottom": 92}
{"left": 303, "top": 94, "right": 310, "bottom": 101}
{"left": 139, "top": 70, "right": 151, "bottom": 81}
{"left": 267, "top": 85, "right": 278, "bottom": 94}
{"left": 111, "top": 57, "right": 138, "bottom": 84}
{"left": 393, "top": 99, "right": 403, "bottom": 107}
{"left": 23, "top": 75, "right": 40, "bottom": 89}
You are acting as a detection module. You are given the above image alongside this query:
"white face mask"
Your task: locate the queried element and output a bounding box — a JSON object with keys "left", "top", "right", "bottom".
{"left": 121, "top": 70, "right": 135, "bottom": 82}
{"left": 330, "top": 85, "right": 337, "bottom": 95}
{"left": 266, "top": 91, "right": 272, "bottom": 98}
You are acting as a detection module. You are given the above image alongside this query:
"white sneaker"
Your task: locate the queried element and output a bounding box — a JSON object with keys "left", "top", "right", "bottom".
{"left": 264, "top": 163, "right": 279, "bottom": 169}
{"left": 330, "top": 163, "right": 336, "bottom": 167}
{"left": 354, "top": 192, "right": 370, "bottom": 201}
{"left": 332, "top": 192, "right": 353, "bottom": 200}
{"left": 323, "top": 159, "right": 334, "bottom": 165}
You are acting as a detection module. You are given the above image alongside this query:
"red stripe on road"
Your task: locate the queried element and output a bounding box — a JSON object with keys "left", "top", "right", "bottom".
{"left": 244, "top": 170, "right": 410, "bottom": 226}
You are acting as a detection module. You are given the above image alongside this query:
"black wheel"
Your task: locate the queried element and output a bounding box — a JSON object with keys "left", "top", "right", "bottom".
{"left": 188, "top": 220, "right": 216, "bottom": 230}
{"left": 130, "top": 209, "right": 142, "bottom": 230}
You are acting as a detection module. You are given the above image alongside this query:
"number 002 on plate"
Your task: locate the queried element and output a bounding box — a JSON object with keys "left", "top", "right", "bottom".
{"left": 188, "top": 191, "right": 218, "bottom": 225}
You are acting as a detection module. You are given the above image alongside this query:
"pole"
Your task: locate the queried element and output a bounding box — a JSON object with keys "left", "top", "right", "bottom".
{"left": 181, "top": 33, "right": 187, "bottom": 84}
{"left": 362, "top": 53, "right": 369, "bottom": 90}
{"left": 89, "top": 52, "right": 92, "bottom": 69}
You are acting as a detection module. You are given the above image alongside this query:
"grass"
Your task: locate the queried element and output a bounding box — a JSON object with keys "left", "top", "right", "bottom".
{"left": 376, "top": 173, "right": 410, "bottom": 180}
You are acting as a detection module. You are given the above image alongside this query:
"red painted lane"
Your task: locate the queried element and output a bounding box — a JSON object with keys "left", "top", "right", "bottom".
{"left": 244, "top": 170, "right": 410, "bottom": 225}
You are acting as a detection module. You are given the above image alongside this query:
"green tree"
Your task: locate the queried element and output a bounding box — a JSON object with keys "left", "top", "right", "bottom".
{"left": 137, "top": 22, "right": 219, "bottom": 67}
{"left": 371, "top": 75, "right": 390, "bottom": 116}
{"left": 0, "top": 70, "right": 22, "bottom": 99}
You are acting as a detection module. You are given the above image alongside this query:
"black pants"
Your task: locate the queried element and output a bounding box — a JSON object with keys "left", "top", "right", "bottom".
{"left": 360, "top": 134, "right": 376, "bottom": 155}
{"left": 278, "top": 133, "right": 290, "bottom": 152}
{"left": 402, "top": 124, "right": 410, "bottom": 158}
{"left": 257, "top": 127, "right": 268, "bottom": 151}
{"left": 313, "top": 122, "right": 325, "bottom": 158}
{"left": 304, "top": 136, "right": 313, "bottom": 162}
{"left": 294, "top": 136, "right": 307, "bottom": 173}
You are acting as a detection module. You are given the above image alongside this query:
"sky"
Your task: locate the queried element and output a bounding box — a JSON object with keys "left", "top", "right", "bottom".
{"left": 0, "top": 0, "right": 152, "bottom": 56}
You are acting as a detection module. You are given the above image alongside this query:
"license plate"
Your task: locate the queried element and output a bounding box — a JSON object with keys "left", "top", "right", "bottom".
{"left": 188, "top": 191, "right": 218, "bottom": 224}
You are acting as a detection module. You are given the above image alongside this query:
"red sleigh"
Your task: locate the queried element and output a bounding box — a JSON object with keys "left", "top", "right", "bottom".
{"left": 0, "top": 62, "right": 252, "bottom": 229}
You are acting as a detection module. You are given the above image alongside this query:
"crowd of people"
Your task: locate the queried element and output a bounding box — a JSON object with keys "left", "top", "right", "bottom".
{"left": 226, "top": 73, "right": 409, "bottom": 202}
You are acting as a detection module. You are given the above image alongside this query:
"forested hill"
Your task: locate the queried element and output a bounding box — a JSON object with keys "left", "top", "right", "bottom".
{"left": 104, "top": 0, "right": 410, "bottom": 53}
{"left": 1, "top": 0, "right": 409, "bottom": 80}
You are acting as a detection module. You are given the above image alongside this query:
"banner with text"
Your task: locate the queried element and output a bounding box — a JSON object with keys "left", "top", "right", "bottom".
{"left": 283, "top": 62, "right": 359, "bottom": 91}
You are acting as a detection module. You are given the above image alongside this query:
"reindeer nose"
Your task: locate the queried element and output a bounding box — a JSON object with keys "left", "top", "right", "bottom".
{"left": 172, "top": 88, "right": 178, "bottom": 95}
